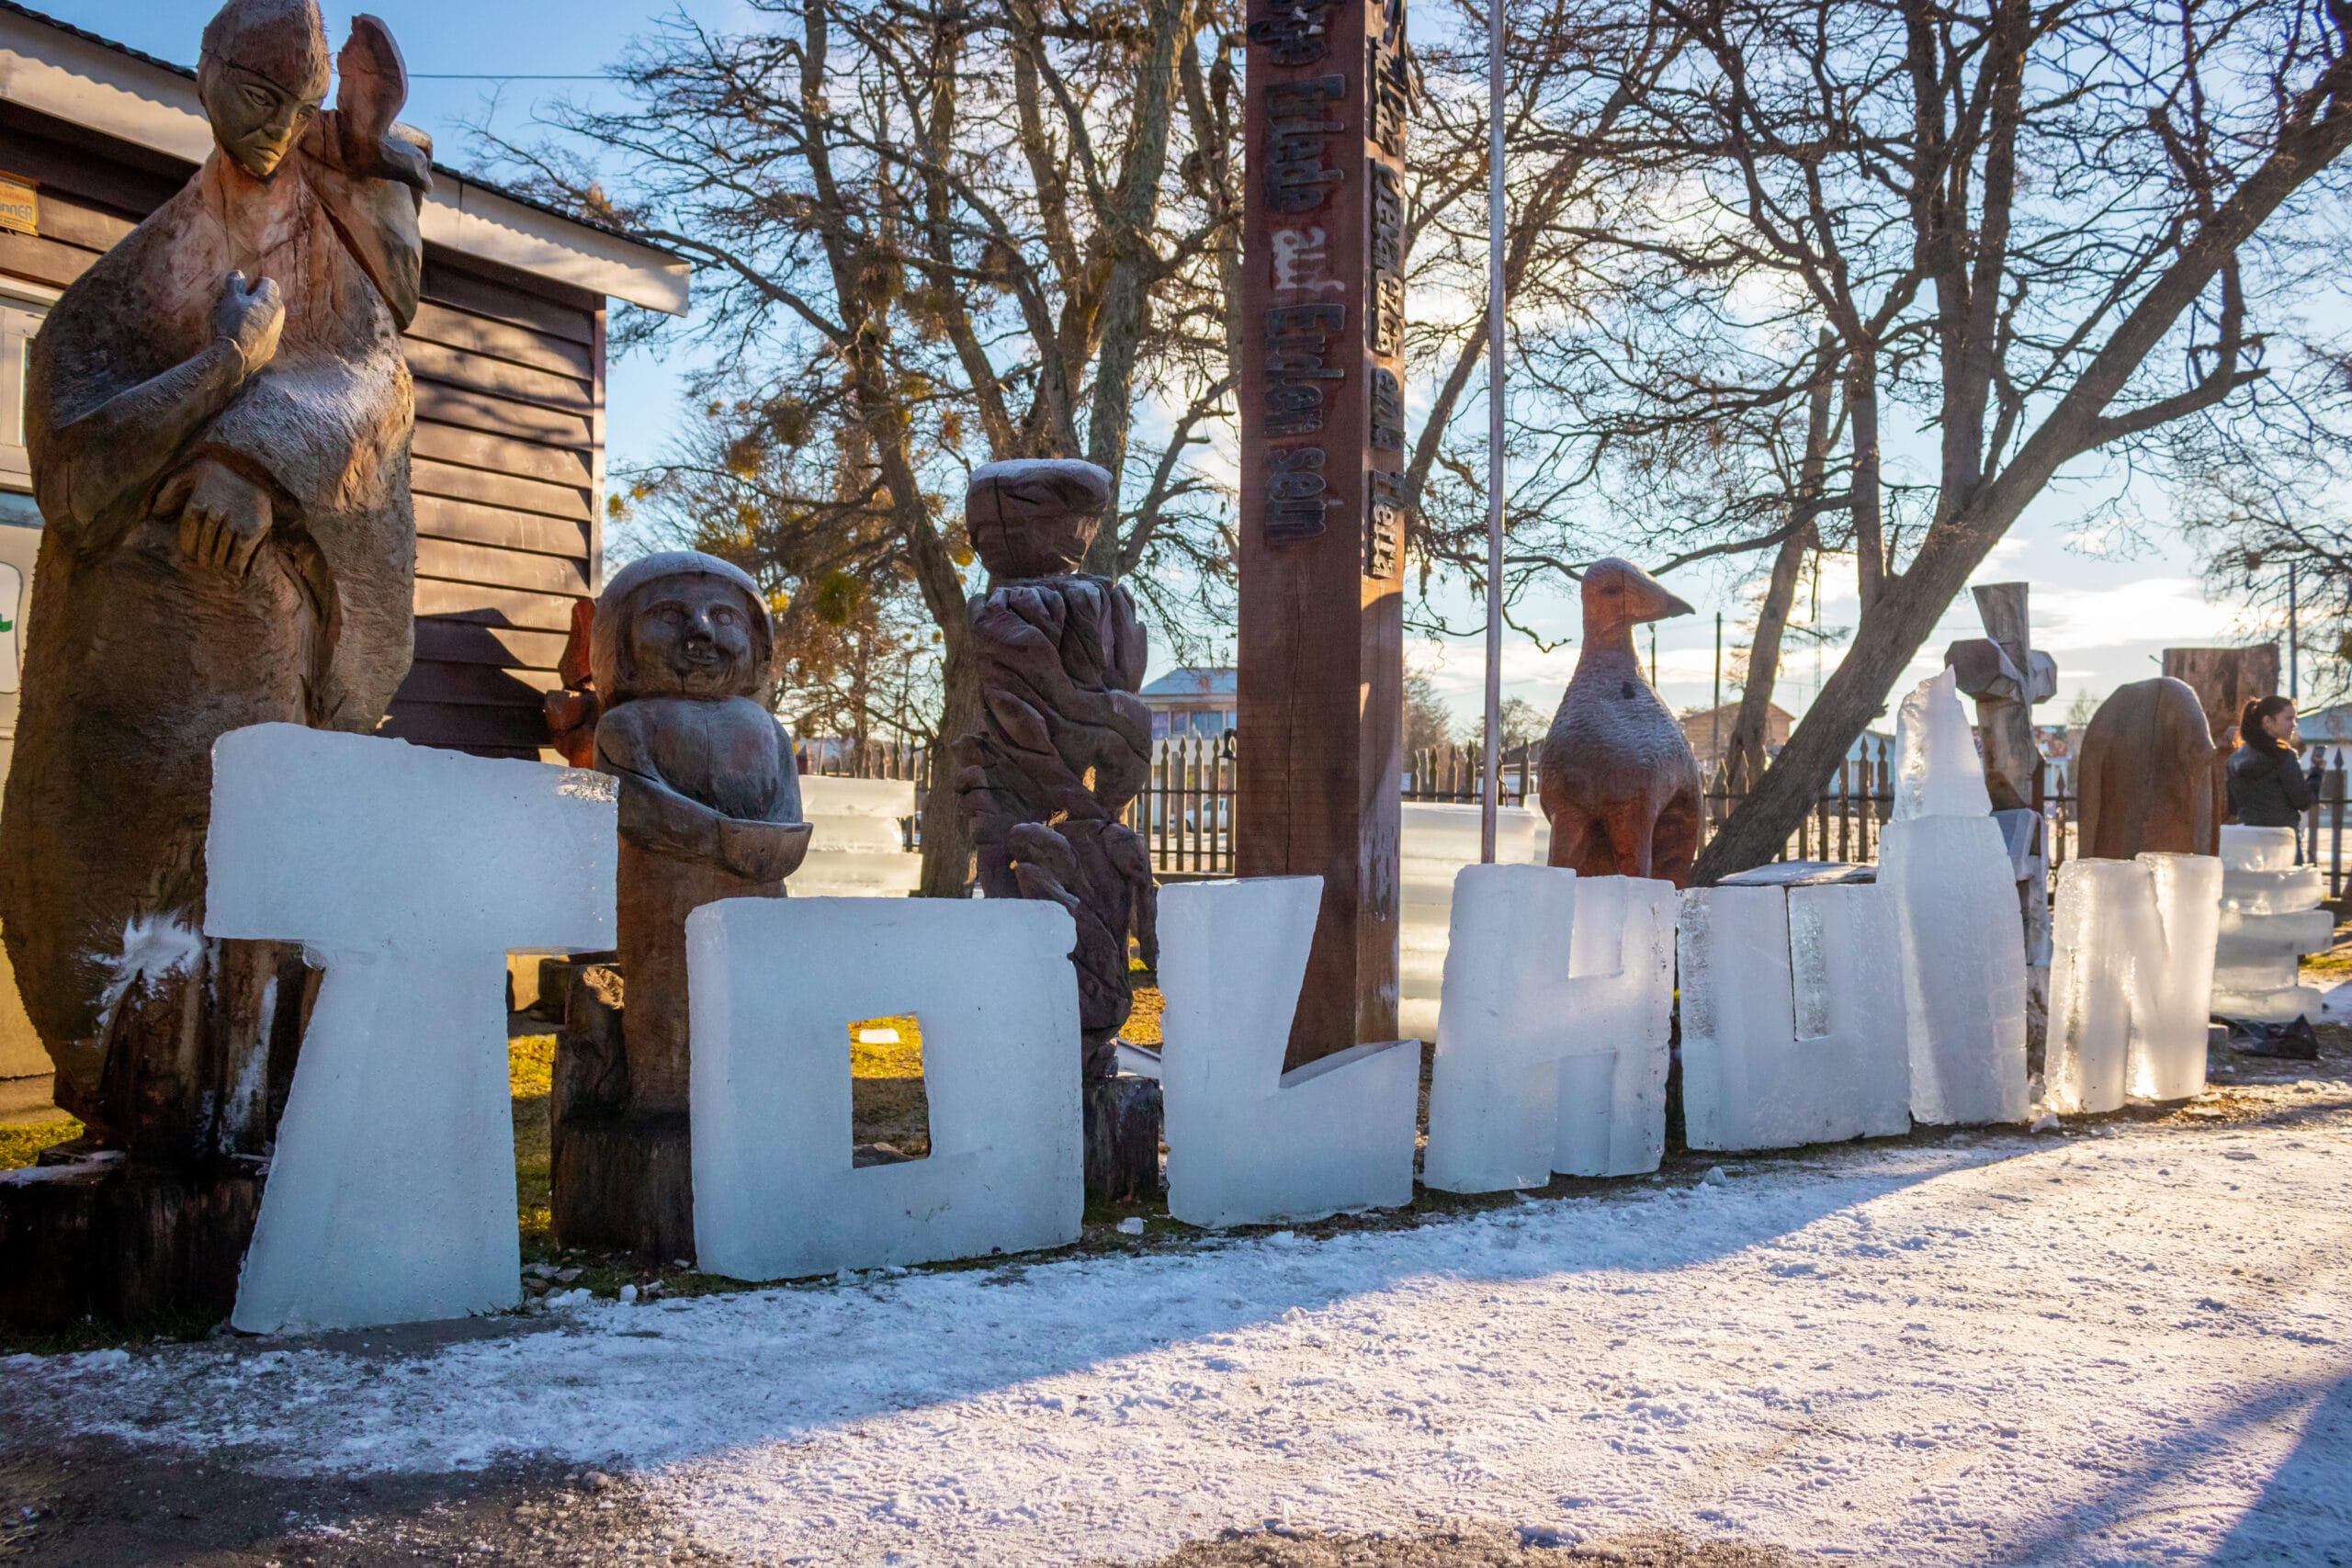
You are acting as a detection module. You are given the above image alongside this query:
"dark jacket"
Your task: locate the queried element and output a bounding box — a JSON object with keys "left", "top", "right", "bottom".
{"left": 2228, "top": 740, "right": 2314, "bottom": 828}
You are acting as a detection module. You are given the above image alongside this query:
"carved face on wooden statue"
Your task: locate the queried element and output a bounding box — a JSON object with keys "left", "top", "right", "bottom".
{"left": 197, "top": 0, "right": 331, "bottom": 180}
{"left": 592, "top": 552, "right": 775, "bottom": 708}
{"left": 967, "top": 460, "right": 1113, "bottom": 580}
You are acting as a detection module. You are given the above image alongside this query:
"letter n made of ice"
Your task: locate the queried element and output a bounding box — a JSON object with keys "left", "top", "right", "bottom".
{"left": 1423, "top": 865, "right": 1674, "bottom": 1192}
{"left": 206, "top": 726, "right": 618, "bottom": 1333}
{"left": 1158, "top": 876, "right": 1419, "bottom": 1227}
{"left": 685, "top": 898, "right": 1082, "bottom": 1280}
{"left": 2046, "top": 853, "right": 2222, "bottom": 1113}
{"left": 1678, "top": 884, "right": 1909, "bottom": 1152}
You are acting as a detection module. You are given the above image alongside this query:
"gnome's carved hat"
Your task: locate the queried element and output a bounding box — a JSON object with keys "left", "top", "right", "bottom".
{"left": 201, "top": 0, "right": 332, "bottom": 100}
{"left": 591, "top": 550, "right": 776, "bottom": 704}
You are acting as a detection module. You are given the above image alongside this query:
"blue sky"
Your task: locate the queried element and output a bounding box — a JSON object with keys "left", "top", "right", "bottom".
{"left": 65, "top": 0, "right": 2298, "bottom": 735}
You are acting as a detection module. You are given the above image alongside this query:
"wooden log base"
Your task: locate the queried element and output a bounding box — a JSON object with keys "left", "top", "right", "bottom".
{"left": 548, "top": 1110, "right": 694, "bottom": 1265}
{"left": 0, "top": 1153, "right": 264, "bottom": 1333}
{"left": 1084, "top": 1073, "right": 1164, "bottom": 1205}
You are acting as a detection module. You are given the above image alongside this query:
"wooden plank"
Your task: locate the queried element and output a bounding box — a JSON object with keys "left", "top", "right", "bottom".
{"left": 0, "top": 229, "right": 94, "bottom": 289}
{"left": 420, "top": 262, "right": 594, "bottom": 345}
{"left": 413, "top": 379, "right": 593, "bottom": 447}
{"left": 0, "top": 115, "right": 185, "bottom": 216}
{"left": 413, "top": 494, "right": 591, "bottom": 559}
{"left": 407, "top": 300, "right": 594, "bottom": 379}
{"left": 403, "top": 337, "right": 594, "bottom": 414}
{"left": 411, "top": 457, "right": 591, "bottom": 524}
{"left": 393, "top": 658, "right": 560, "bottom": 709}
{"left": 413, "top": 616, "right": 574, "bottom": 670}
{"left": 412, "top": 422, "right": 594, "bottom": 490}
{"left": 379, "top": 698, "right": 552, "bottom": 750}
{"left": 28, "top": 190, "right": 135, "bottom": 254}
{"left": 413, "top": 579, "right": 583, "bottom": 635}
{"left": 418, "top": 536, "right": 590, "bottom": 596}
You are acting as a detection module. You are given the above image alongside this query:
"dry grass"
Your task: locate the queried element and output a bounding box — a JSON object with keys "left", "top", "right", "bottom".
{"left": 0, "top": 1113, "right": 80, "bottom": 1171}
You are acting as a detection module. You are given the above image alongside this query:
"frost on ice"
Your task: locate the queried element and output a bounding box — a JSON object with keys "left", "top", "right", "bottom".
{"left": 2046, "top": 852, "right": 2222, "bottom": 1112}
{"left": 205, "top": 725, "right": 617, "bottom": 1334}
{"left": 1423, "top": 865, "right": 1671, "bottom": 1192}
{"left": 1677, "top": 883, "right": 1909, "bottom": 1151}
{"left": 1159, "top": 877, "right": 1418, "bottom": 1226}
{"left": 2211, "top": 825, "right": 2328, "bottom": 1021}
{"left": 1891, "top": 668, "right": 1993, "bottom": 821}
{"left": 687, "top": 897, "right": 1081, "bottom": 1280}
{"left": 1879, "top": 672, "right": 2029, "bottom": 1125}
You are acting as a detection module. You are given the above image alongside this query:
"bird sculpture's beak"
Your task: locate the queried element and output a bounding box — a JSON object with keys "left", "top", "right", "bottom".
{"left": 1653, "top": 589, "right": 1697, "bottom": 620}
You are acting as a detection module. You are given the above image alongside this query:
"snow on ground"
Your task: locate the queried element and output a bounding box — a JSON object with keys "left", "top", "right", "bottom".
{"left": 7, "top": 1088, "right": 2352, "bottom": 1568}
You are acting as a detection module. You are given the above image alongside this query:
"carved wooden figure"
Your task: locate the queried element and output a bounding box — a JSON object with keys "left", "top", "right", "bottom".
{"left": 0, "top": 0, "right": 429, "bottom": 1328}
{"left": 551, "top": 551, "right": 809, "bottom": 1262}
{"left": 1539, "top": 558, "right": 1703, "bottom": 886}
{"left": 543, "top": 594, "right": 600, "bottom": 768}
{"left": 2076, "top": 677, "right": 2218, "bottom": 860}
{"left": 952, "top": 459, "right": 1157, "bottom": 1082}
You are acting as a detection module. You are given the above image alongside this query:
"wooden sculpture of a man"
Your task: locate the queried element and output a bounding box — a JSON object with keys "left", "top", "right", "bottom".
{"left": 953, "top": 460, "right": 1157, "bottom": 1083}
{"left": 0, "top": 0, "right": 427, "bottom": 1323}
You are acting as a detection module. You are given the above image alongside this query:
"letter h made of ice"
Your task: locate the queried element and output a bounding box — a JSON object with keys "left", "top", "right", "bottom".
{"left": 205, "top": 725, "right": 617, "bottom": 1334}
{"left": 1677, "top": 884, "right": 1910, "bottom": 1152}
{"left": 1158, "top": 877, "right": 1419, "bottom": 1228}
{"left": 1423, "top": 865, "right": 1674, "bottom": 1192}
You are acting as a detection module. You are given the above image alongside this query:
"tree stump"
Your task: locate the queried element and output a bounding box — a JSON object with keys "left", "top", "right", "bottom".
{"left": 1083, "top": 1074, "right": 1163, "bottom": 1204}
{"left": 0, "top": 1153, "right": 264, "bottom": 1332}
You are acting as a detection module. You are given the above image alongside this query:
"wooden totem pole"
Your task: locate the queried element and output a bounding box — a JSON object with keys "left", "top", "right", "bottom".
{"left": 0, "top": 0, "right": 429, "bottom": 1328}
{"left": 1238, "top": 0, "right": 1411, "bottom": 1066}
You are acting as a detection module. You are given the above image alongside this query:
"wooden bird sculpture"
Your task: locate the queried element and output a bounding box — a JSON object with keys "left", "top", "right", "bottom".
{"left": 1538, "top": 558, "right": 1703, "bottom": 886}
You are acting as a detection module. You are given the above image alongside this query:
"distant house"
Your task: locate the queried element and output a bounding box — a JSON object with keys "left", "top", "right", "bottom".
{"left": 1679, "top": 701, "right": 1792, "bottom": 769}
{"left": 1140, "top": 666, "right": 1236, "bottom": 741}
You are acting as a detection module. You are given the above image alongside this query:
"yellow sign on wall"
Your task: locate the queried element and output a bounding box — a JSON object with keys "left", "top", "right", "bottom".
{"left": 0, "top": 176, "right": 38, "bottom": 238}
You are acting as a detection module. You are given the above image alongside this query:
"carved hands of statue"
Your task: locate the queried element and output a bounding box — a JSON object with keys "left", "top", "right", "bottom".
{"left": 155, "top": 457, "right": 272, "bottom": 577}
{"left": 718, "top": 817, "right": 813, "bottom": 885}
{"left": 213, "top": 270, "right": 285, "bottom": 379}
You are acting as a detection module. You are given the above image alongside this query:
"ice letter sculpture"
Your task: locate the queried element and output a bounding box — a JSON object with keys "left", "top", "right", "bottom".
{"left": 208, "top": 726, "right": 617, "bottom": 1333}
{"left": 688, "top": 897, "right": 1081, "bottom": 1280}
{"left": 1678, "top": 884, "right": 1909, "bottom": 1150}
{"left": 1880, "top": 671, "right": 2030, "bottom": 1124}
{"left": 2047, "top": 852, "right": 2223, "bottom": 1111}
{"left": 2211, "top": 826, "right": 2328, "bottom": 1022}
{"left": 1159, "top": 877, "right": 1419, "bottom": 1225}
{"left": 1423, "top": 866, "right": 1672, "bottom": 1190}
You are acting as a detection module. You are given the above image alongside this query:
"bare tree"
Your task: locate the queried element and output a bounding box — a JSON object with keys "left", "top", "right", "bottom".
{"left": 1535, "top": 0, "right": 2352, "bottom": 879}
{"left": 489, "top": 0, "right": 1240, "bottom": 895}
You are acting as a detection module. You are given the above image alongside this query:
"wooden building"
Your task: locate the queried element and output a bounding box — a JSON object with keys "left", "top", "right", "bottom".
{"left": 0, "top": 3, "right": 686, "bottom": 1109}
{"left": 0, "top": 0, "right": 687, "bottom": 764}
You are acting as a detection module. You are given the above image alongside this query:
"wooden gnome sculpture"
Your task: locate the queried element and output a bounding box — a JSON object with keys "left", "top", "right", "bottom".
{"left": 1539, "top": 558, "right": 1704, "bottom": 886}
{"left": 2075, "top": 676, "right": 2218, "bottom": 859}
{"left": 952, "top": 459, "right": 1157, "bottom": 1083}
{"left": 550, "top": 551, "right": 809, "bottom": 1261}
{"left": 0, "top": 0, "right": 428, "bottom": 1326}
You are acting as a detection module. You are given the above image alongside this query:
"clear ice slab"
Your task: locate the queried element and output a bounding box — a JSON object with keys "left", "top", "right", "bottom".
{"left": 2046, "top": 852, "right": 2222, "bottom": 1111}
{"left": 1678, "top": 883, "right": 1909, "bottom": 1151}
{"left": 208, "top": 725, "right": 617, "bottom": 1333}
{"left": 1159, "top": 876, "right": 1419, "bottom": 1226}
{"left": 688, "top": 897, "right": 1082, "bottom": 1280}
{"left": 1422, "top": 866, "right": 1673, "bottom": 1191}
{"left": 2211, "top": 826, "right": 2328, "bottom": 1021}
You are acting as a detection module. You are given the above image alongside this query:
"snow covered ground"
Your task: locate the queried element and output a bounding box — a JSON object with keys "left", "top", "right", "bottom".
{"left": 7, "top": 1082, "right": 2351, "bottom": 1567}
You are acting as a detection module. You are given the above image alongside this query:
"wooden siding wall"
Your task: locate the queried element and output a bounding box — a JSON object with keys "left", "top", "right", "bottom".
{"left": 0, "top": 107, "right": 602, "bottom": 759}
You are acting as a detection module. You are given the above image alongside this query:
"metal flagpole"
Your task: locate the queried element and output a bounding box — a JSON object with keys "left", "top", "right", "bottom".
{"left": 1479, "top": 0, "right": 1505, "bottom": 863}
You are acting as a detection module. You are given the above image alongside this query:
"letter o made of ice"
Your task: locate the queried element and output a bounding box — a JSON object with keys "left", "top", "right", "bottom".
{"left": 1159, "top": 876, "right": 1419, "bottom": 1227}
{"left": 686, "top": 897, "right": 1082, "bottom": 1280}
{"left": 206, "top": 725, "right": 618, "bottom": 1333}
